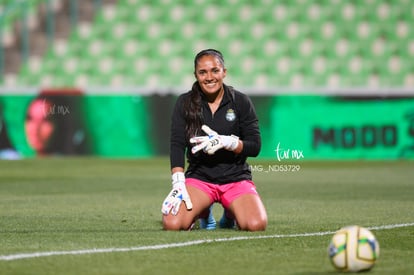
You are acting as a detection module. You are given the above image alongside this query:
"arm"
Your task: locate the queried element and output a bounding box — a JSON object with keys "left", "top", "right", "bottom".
{"left": 238, "top": 94, "right": 261, "bottom": 157}
{"left": 171, "top": 167, "right": 184, "bottom": 174}
{"left": 233, "top": 140, "right": 244, "bottom": 154}
{"left": 170, "top": 95, "right": 187, "bottom": 169}
{"left": 161, "top": 96, "right": 193, "bottom": 215}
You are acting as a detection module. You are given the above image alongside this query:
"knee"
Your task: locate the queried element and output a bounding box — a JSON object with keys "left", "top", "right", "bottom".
{"left": 162, "top": 215, "right": 193, "bottom": 231}
{"left": 162, "top": 216, "right": 181, "bottom": 230}
{"left": 238, "top": 217, "right": 267, "bottom": 232}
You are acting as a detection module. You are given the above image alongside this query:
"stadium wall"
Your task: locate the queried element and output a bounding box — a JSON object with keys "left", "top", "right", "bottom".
{"left": 1, "top": 90, "right": 414, "bottom": 160}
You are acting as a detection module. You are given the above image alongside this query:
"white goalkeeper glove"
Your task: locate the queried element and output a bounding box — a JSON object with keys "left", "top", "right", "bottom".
{"left": 190, "top": 125, "right": 239, "bottom": 155}
{"left": 161, "top": 172, "right": 193, "bottom": 215}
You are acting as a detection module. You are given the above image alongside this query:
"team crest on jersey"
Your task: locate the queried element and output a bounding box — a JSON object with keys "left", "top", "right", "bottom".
{"left": 226, "top": 109, "right": 236, "bottom": 121}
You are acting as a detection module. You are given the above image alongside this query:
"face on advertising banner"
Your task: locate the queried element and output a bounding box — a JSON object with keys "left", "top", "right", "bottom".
{"left": 24, "top": 91, "right": 89, "bottom": 156}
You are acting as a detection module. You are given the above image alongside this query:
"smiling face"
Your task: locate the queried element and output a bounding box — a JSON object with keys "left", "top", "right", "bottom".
{"left": 194, "top": 54, "right": 227, "bottom": 97}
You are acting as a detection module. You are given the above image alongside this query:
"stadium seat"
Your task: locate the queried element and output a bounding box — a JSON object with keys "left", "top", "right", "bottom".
{"left": 3, "top": 0, "right": 414, "bottom": 88}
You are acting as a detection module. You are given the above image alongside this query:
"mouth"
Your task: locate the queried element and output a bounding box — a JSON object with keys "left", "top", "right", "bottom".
{"left": 204, "top": 82, "right": 217, "bottom": 88}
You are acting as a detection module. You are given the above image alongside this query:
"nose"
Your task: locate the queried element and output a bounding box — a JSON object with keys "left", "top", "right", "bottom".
{"left": 206, "top": 71, "right": 214, "bottom": 81}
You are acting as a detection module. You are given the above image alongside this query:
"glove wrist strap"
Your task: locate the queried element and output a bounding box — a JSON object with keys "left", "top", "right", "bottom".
{"left": 172, "top": 172, "right": 185, "bottom": 186}
{"left": 229, "top": 135, "right": 239, "bottom": 151}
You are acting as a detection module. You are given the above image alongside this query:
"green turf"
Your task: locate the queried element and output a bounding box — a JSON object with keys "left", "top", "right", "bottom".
{"left": 0, "top": 158, "right": 413, "bottom": 274}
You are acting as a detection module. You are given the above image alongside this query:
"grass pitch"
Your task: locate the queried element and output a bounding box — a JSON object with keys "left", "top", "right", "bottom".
{"left": 0, "top": 157, "right": 413, "bottom": 274}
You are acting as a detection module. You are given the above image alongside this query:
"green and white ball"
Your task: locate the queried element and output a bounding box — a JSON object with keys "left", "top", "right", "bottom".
{"left": 328, "top": 225, "right": 380, "bottom": 272}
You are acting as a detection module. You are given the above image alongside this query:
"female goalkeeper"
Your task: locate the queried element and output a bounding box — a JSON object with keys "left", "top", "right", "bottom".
{"left": 161, "top": 49, "right": 267, "bottom": 231}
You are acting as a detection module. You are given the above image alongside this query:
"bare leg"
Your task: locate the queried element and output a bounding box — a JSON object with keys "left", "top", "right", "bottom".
{"left": 162, "top": 185, "right": 212, "bottom": 230}
{"left": 228, "top": 194, "right": 267, "bottom": 231}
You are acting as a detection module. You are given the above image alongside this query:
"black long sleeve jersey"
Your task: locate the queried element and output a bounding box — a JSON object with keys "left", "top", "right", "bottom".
{"left": 170, "top": 83, "right": 261, "bottom": 184}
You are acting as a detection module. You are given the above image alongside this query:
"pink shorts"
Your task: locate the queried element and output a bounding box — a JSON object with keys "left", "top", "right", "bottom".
{"left": 185, "top": 178, "right": 259, "bottom": 209}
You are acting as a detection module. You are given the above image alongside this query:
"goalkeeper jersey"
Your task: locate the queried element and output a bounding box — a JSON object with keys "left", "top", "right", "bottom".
{"left": 170, "top": 83, "right": 261, "bottom": 184}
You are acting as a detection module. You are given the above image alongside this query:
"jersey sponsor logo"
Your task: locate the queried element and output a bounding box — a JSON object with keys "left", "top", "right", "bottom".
{"left": 226, "top": 109, "right": 236, "bottom": 121}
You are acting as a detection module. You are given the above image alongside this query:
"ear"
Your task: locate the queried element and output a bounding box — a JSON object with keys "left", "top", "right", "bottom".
{"left": 223, "top": 68, "right": 227, "bottom": 78}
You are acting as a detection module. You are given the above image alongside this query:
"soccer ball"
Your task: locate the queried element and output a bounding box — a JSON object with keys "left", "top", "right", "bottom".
{"left": 328, "top": 225, "right": 380, "bottom": 272}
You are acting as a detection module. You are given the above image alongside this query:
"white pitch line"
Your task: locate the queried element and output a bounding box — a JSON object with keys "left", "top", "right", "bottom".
{"left": 1, "top": 222, "right": 413, "bottom": 261}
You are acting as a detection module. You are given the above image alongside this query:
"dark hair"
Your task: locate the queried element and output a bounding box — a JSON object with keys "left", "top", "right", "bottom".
{"left": 184, "top": 49, "right": 225, "bottom": 140}
{"left": 193, "top": 49, "right": 225, "bottom": 71}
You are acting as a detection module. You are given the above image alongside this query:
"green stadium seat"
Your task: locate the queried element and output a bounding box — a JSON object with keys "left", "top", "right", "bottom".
{"left": 3, "top": 0, "right": 413, "bottom": 88}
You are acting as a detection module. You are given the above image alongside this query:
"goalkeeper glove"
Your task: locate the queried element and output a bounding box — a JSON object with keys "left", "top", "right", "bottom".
{"left": 190, "top": 125, "right": 239, "bottom": 155}
{"left": 161, "top": 172, "right": 193, "bottom": 215}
